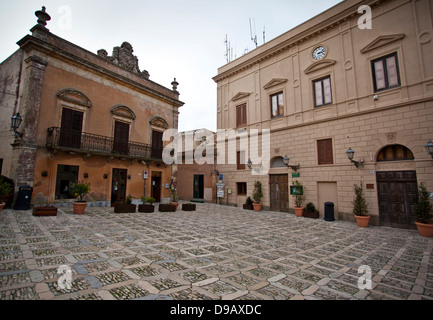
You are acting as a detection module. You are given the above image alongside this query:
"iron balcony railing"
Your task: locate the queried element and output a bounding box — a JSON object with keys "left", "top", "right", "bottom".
{"left": 46, "top": 127, "right": 163, "bottom": 160}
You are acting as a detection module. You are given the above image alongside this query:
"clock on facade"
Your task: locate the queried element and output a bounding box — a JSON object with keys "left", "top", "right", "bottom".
{"left": 312, "top": 46, "right": 326, "bottom": 60}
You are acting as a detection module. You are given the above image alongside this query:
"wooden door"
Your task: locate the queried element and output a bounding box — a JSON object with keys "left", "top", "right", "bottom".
{"left": 111, "top": 169, "right": 127, "bottom": 205}
{"left": 270, "top": 174, "right": 289, "bottom": 212}
{"left": 194, "top": 175, "right": 204, "bottom": 199}
{"left": 60, "top": 108, "right": 83, "bottom": 149}
{"left": 113, "top": 121, "right": 130, "bottom": 155}
{"left": 152, "top": 130, "right": 163, "bottom": 159}
{"left": 377, "top": 171, "right": 418, "bottom": 229}
{"left": 151, "top": 173, "right": 162, "bottom": 202}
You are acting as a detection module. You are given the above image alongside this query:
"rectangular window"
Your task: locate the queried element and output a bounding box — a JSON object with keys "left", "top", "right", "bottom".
{"left": 270, "top": 92, "right": 284, "bottom": 118}
{"left": 236, "top": 103, "right": 247, "bottom": 127}
{"left": 237, "top": 182, "right": 247, "bottom": 195}
{"left": 372, "top": 53, "right": 400, "bottom": 92}
{"left": 317, "top": 138, "right": 334, "bottom": 165}
{"left": 313, "top": 77, "right": 332, "bottom": 107}
{"left": 113, "top": 121, "right": 130, "bottom": 155}
{"left": 237, "top": 151, "right": 246, "bottom": 170}
{"left": 152, "top": 130, "right": 164, "bottom": 159}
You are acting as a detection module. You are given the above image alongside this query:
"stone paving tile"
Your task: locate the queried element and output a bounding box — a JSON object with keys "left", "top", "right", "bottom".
{"left": 0, "top": 203, "right": 432, "bottom": 300}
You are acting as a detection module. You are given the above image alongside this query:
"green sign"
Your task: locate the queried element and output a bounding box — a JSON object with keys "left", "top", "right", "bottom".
{"left": 292, "top": 172, "right": 300, "bottom": 178}
{"left": 290, "top": 186, "right": 304, "bottom": 196}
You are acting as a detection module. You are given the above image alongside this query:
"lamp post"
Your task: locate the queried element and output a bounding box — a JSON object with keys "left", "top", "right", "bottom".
{"left": 283, "top": 155, "right": 300, "bottom": 172}
{"left": 346, "top": 147, "right": 361, "bottom": 168}
{"left": 11, "top": 112, "right": 23, "bottom": 138}
{"left": 425, "top": 140, "right": 433, "bottom": 159}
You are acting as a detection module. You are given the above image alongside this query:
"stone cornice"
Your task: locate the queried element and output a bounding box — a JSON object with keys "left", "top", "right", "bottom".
{"left": 17, "top": 33, "right": 184, "bottom": 108}
{"left": 213, "top": 0, "right": 386, "bottom": 83}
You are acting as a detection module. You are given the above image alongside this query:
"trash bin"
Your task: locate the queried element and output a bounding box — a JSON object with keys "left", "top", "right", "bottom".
{"left": 324, "top": 201, "right": 335, "bottom": 221}
{"left": 14, "top": 185, "right": 33, "bottom": 211}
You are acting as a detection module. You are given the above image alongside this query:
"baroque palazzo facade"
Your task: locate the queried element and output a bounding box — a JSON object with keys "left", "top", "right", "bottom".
{"left": 0, "top": 7, "right": 184, "bottom": 206}
{"left": 213, "top": 0, "right": 433, "bottom": 228}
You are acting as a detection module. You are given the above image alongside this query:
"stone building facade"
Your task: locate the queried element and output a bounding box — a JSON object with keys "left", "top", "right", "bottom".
{"left": 213, "top": 0, "right": 433, "bottom": 228}
{"left": 0, "top": 7, "right": 184, "bottom": 206}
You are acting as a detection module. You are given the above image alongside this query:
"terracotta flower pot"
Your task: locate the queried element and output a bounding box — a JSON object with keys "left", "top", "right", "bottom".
{"left": 415, "top": 221, "right": 433, "bottom": 238}
{"left": 73, "top": 202, "right": 87, "bottom": 215}
{"left": 0, "top": 202, "right": 5, "bottom": 213}
{"left": 253, "top": 203, "right": 262, "bottom": 212}
{"left": 294, "top": 206, "right": 304, "bottom": 217}
{"left": 170, "top": 202, "right": 179, "bottom": 210}
{"left": 355, "top": 215, "right": 370, "bottom": 228}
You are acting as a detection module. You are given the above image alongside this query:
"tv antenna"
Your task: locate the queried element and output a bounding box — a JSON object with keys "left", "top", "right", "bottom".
{"left": 249, "top": 18, "right": 258, "bottom": 48}
{"left": 224, "top": 34, "right": 234, "bottom": 63}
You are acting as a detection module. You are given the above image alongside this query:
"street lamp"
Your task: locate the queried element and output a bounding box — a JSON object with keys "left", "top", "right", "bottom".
{"left": 11, "top": 112, "right": 23, "bottom": 138}
{"left": 425, "top": 140, "right": 433, "bottom": 159}
{"left": 283, "top": 155, "right": 300, "bottom": 172}
{"left": 346, "top": 147, "right": 362, "bottom": 168}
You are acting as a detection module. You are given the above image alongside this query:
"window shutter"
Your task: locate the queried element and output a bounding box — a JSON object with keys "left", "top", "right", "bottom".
{"left": 317, "top": 139, "right": 333, "bottom": 165}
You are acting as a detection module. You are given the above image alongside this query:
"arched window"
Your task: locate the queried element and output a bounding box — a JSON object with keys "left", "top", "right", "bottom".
{"left": 271, "top": 157, "right": 286, "bottom": 168}
{"left": 377, "top": 145, "right": 414, "bottom": 162}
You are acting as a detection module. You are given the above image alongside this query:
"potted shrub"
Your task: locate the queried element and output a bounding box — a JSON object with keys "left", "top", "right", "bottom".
{"left": 182, "top": 202, "right": 196, "bottom": 211}
{"left": 304, "top": 202, "right": 319, "bottom": 219}
{"left": 292, "top": 180, "right": 305, "bottom": 217}
{"left": 170, "top": 187, "right": 179, "bottom": 209}
{"left": 0, "top": 176, "right": 14, "bottom": 209}
{"left": 159, "top": 203, "right": 177, "bottom": 212}
{"left": 114, "top": 194, "right": 137, "bottom": 213}
{"left": 252, "top": 181, "right": 263, "bottom": 212}
{"left": 138, "top": 196, "right": 156, "bottom": 213}
{"left": 72, "top": 181, "right": 91, "bottom": 215}
{"left": 352, "top": 182, "right": 370, "bottom": 227}
{"left": 414, "top": 182, "right": 433, "bottom": 238}
{"left": 243, "top": 197, "right": 253, "bottom": 210}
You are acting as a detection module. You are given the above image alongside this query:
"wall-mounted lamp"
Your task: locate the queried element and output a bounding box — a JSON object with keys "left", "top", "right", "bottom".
{"left": 283, "top": 155, "right": 300, "bottom": 172}
{"left": 425, "top": 140, "right": 433, "bottom": 159}
{"left": 247, "top": 159, "right": 253, "bottom": 170}
{"left": 11, "top": 113, "right": 23, "bottom": 138}
{"left": 83, "top": 173, "right": 89, "bottom": 179}
{"left": 346, "top": 147, "right": 363, "bottom": 168}
{"left": 41, "top": 170, "right": 48, "bottom": 177}
{"left": 103, "top": 174, "right": 108, "bottom": 179}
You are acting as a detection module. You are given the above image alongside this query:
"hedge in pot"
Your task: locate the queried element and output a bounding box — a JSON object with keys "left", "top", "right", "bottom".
{"left": 182, "top": 203, "right": 196, "bottom": 211}
{"left": 72, "top": 181, "right": 91, "bottom": 214}
{"left": 159, "top": 203, "right": 177, "bottom": 212}
{"left": 114, "top": 195, "right": 137, "bottom": 213}
{"left": 0, "top": 176, "right": 14, "bottom": 209}
{"left": 139, "top": 197, "right": 156, "bottom": 213}
{"left": 304, "top": 202, "right": 319, "bottom": 219}
{"left": 414, "top": 182, "right": 433, "bottom": 238}
{"left": 252, "top": 181, "right": 263, "bottom": 212}
{"left": 352, "top": 182, "right": 370, "bottom": 227}
{"left": 243, "top": 197, "right": 253, "bottom": 210}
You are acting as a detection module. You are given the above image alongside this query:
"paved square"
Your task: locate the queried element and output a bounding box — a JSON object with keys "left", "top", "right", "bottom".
{"left": 0, "top": 203, "right": 432, "bottom": 300}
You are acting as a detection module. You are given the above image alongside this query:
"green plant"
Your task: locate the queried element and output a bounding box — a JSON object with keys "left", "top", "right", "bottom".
{"left": 252, "top": 181, "right": 263, "bottom": 204}
{"left": 72, "top": 181, "right": 91, "bottom": 202}
{"left": 245, "top": 197, "right": 253, "bottom": 205}
{"left": 126, "top": 194, "right": 133, "bottom": 205}
{"left": 352, "top": 182, "right": 368, "bottom": 216}
{"left": 292, "top": 180, "right": 305, "bottom": 207}
{"left": 0, "top": 177, "right": 13, "bottom": 196}
{"left": 305, "top": 202, "right": 316, "bottom": 212}
{"left": 141, "top": 196, "right": 156, "bottom": 204}
{"left": 414, "top": 183, "right": 433, "bottom": 224}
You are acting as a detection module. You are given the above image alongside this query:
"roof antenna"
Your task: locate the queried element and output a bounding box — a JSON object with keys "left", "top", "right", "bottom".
{"left": 249, "top": 18, "right": 258, "bottom": 48}
{"left": 263, "top": 25, "right": 266, "bottom": 44}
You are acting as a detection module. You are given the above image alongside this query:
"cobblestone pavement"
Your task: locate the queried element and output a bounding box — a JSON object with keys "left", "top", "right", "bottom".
{"left": 0, "top": 203, "right": 432, "bottom": 300}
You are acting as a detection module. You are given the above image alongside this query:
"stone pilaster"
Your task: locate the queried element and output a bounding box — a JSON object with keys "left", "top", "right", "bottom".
{"left": 10, "top": 55, "right": 47, "bottom": 189}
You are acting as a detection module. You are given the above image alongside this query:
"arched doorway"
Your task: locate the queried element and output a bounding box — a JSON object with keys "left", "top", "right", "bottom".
{"left": 376, "top": 145, "right": 418, "bottom": 229}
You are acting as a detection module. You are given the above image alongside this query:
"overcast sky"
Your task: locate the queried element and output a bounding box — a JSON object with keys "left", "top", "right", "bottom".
{"left": 0, "top": 0, "right": 342, "bottom": 132}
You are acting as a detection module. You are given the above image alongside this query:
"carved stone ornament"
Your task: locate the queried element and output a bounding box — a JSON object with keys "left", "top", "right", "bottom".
{"left": 98, "top": 42, "right": 150, "bottom": 79}
{"left": 387, "top": 132, "right": 396, "bottom": 144}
